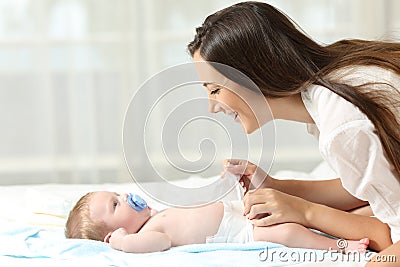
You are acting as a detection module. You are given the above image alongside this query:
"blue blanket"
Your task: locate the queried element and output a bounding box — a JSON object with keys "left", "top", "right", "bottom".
{"left": 0, "top": 224, "right": 359, "bottom": 267}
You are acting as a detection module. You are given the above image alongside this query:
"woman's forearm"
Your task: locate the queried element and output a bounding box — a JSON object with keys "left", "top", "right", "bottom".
{"left": 306, "top": 202, "right": 392, "bottom": 251}
{"left": 266, "top": 176, "right": 366, "bottom": 210}
{"left": 225, "top": 160, "right": 364, "bottom": 210}
{"left": 243, "top": 187, "right": 391, "bottom": 252}
{"left": 366, "top": 241, "right": 400, "bottom": 266}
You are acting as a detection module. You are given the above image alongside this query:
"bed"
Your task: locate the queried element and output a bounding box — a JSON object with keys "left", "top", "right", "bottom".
{"left": 0, "top": 162, "right": 374, "bottom": 267}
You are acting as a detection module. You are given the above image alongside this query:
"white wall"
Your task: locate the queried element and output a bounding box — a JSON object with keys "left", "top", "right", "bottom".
{"left": 0, "top": 0, "right": 398, "bottom": 184}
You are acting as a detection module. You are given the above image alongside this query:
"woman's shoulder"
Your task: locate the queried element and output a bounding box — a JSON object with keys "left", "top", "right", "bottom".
{"left": 301, "top": 83, "right": 361, "bottom": 120}
{"left": 301, "top": 83, "right": 371, "bottom": 141}
{"left": 302, "top": 64, "right": 399, "bottom": 131}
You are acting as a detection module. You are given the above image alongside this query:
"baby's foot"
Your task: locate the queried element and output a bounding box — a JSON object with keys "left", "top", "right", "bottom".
{"left": 343, "top": 238, "right": 369, "bottom": 254}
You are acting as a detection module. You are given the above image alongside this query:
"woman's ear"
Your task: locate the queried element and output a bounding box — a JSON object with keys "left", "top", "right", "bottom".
{"left": 104, "top": 232, "right": 112, "bottom": 243}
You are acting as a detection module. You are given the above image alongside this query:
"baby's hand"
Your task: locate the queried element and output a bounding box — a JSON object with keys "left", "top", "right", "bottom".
{"left": 107, "top": 227, "right": 128, "bottom": 250}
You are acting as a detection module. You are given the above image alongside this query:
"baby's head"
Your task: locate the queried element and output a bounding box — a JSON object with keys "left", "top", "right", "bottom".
{"left": 65, "top": 191, "right": 152, "bottom": 242}
{"left": 65, "top": 192, "right": 108, "bottom": 241}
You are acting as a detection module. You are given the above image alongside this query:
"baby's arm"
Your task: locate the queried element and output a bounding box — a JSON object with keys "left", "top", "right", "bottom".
{"left": 107, "top": 228, "right": 172, "bottom": 253}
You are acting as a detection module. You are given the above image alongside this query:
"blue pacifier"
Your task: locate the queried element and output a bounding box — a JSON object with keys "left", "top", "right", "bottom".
{"left": 127, "top": 193, "right": 148, "bottom": 211}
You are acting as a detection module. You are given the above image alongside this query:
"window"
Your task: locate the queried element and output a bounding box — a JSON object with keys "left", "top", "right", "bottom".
{"left": 0, "top": 0, "right": 398, "bottom": 184}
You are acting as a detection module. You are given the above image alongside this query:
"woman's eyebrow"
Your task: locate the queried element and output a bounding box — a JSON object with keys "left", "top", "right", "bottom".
{"left": 203, "top": 81, "right": 229, "bottom": 87}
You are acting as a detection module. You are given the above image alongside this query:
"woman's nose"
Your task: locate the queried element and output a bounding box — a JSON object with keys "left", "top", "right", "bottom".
{"left": 208, "top": 98, "right": 222, "bottom": 113}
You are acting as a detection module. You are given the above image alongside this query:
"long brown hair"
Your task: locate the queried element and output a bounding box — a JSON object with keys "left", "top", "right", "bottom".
{"left": 188, "top": 1, "right": 400, "bottom": 181}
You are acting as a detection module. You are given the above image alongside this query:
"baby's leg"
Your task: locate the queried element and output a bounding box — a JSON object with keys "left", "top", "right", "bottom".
{"left": 253, "top": 223, "right": 369, "bottom": 253}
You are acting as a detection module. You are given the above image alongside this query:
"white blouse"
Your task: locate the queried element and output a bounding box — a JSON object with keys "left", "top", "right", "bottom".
{"left": 301, "top": 66, "right": 400, "bottom": 243}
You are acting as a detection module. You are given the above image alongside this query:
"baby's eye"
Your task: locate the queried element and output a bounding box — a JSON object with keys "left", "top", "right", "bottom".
{"left": 113, "top": 200, "right": 118, "bottom": 209}
{"left": 210, "top": 88, "right": 220, "bottom": 95}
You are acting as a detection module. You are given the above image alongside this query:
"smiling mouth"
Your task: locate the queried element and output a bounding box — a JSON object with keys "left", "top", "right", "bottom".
{"left": 226, "top": 111, "right": 239, "bottom": 122}
{"left": 231, "top": 112, "right": 238, "bottom": 121}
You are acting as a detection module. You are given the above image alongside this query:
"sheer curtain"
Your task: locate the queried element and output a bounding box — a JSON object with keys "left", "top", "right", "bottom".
{"left": 0, "top": 0, "right": 398, "bottom": 184}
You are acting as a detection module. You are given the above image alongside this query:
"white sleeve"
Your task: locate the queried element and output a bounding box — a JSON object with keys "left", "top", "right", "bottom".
{"left": 321, "top": 121, "right": 400, "bottom": 242}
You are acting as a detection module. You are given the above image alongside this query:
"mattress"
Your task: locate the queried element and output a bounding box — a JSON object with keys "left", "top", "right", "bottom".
{"left": 0, "top": 162, "right": 374, "bottom": 266}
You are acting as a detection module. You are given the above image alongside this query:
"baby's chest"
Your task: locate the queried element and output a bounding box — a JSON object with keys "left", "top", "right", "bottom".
{"left": 142, "top": 210, "right": 190, "bottom": 233}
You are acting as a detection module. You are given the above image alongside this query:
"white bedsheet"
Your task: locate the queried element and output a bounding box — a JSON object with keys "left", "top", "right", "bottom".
{"left": 0, "top": 162, "right": 373, "bottom": 267}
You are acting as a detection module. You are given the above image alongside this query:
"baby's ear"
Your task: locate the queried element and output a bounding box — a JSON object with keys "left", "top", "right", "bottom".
{"left": 104, "top": 232, "right": 112, "bottom": 243}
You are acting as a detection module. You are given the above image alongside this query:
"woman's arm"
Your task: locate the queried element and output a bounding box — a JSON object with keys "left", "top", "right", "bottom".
{"left": 244, "top": 188, "right": 392, "bottom": 251}
{"left": 349, "top": 204, "right": 373, "bottom": 216}
{"left": 306, "top": 201, "right": 392, "bottom": 251}
{"left": 224, "top": 159, "right": 366, "bottom": 210}
{"left": 267, "top": 177, "right": 367, "bottom": 210}
{"left": 366, "top": 241, "right": 400, "bottom": 266}
{"left": 107, "top": 228, "right": 172, "bottom": 253}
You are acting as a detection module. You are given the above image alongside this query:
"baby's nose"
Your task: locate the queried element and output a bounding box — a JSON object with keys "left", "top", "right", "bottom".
{"left": 119, "top": 193, "right": 129, "bottom": 202}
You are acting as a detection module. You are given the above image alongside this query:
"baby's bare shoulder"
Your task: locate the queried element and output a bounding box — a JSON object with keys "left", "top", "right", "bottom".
{"left": 139, "top": 208, "right": 182, "bottom": 233}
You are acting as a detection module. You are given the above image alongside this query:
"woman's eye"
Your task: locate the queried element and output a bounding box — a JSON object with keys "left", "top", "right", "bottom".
{"left": 210, "top": 88, "right": 220, "bottom": 95}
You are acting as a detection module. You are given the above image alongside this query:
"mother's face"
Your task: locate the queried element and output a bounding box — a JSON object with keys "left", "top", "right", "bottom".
{"left": 193, "top": 51, "right": 272, "bottom": 134}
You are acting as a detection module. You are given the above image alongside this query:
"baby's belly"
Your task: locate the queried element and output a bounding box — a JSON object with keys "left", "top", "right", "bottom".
{"left": 161, "top": 202, "right": 224, "bottom": 246}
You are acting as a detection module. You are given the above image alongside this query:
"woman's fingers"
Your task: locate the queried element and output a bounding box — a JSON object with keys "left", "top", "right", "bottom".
{"left": 243, "top": 189, "right": 271, "bottom": 215}
{"left": 243, "top": 188, "right": 311, "bottom": 226}
{"left": 223, "top": 159, "right": 269, "bottom": 195}
{"left": 225, "top": 163, "right": 252, "bottom": 175}
{"left": 246, "top": 202, "right": 271, "bottom": 219}
{"left": 244, "top": 201, "right": 283, "bottom": 226}
{"left": 223, "top": 159, "right": 256, "bottom": 175}
{"left": 251, "top": 215, "right": 279, "bottom": 227}
{"left": 224, "top": 159, "right": 269, "bottom": 190}
{"left": 223, "top": 158, "right": 245, "bottom": 166}
{"left": 239, "top": 176, "right": 251, "bottom": 193}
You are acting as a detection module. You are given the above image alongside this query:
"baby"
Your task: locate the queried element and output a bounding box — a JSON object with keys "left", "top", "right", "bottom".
{"left": 65, "top": 191, "right": 369, "bottom": 253}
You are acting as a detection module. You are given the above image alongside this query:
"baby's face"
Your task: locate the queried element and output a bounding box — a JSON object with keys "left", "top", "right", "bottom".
{"left": 89, "top": 191, "right": 151, "bottom": 234}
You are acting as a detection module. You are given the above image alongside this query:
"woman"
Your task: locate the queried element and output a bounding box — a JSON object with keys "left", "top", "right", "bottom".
{"left": 188, "top": 1, "right": 400, "bottom": 265}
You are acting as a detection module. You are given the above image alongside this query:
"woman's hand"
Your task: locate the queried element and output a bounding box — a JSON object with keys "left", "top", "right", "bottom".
{"left": 223, "top": 159, "right": 269, "bottom": 193}
{"left": 243, "top": 188, "right": 314, "bottom": 227}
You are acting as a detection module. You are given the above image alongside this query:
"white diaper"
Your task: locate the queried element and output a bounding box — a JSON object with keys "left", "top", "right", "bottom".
{"left": 206, "top": 200, "right": 254, "bottom": 243}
